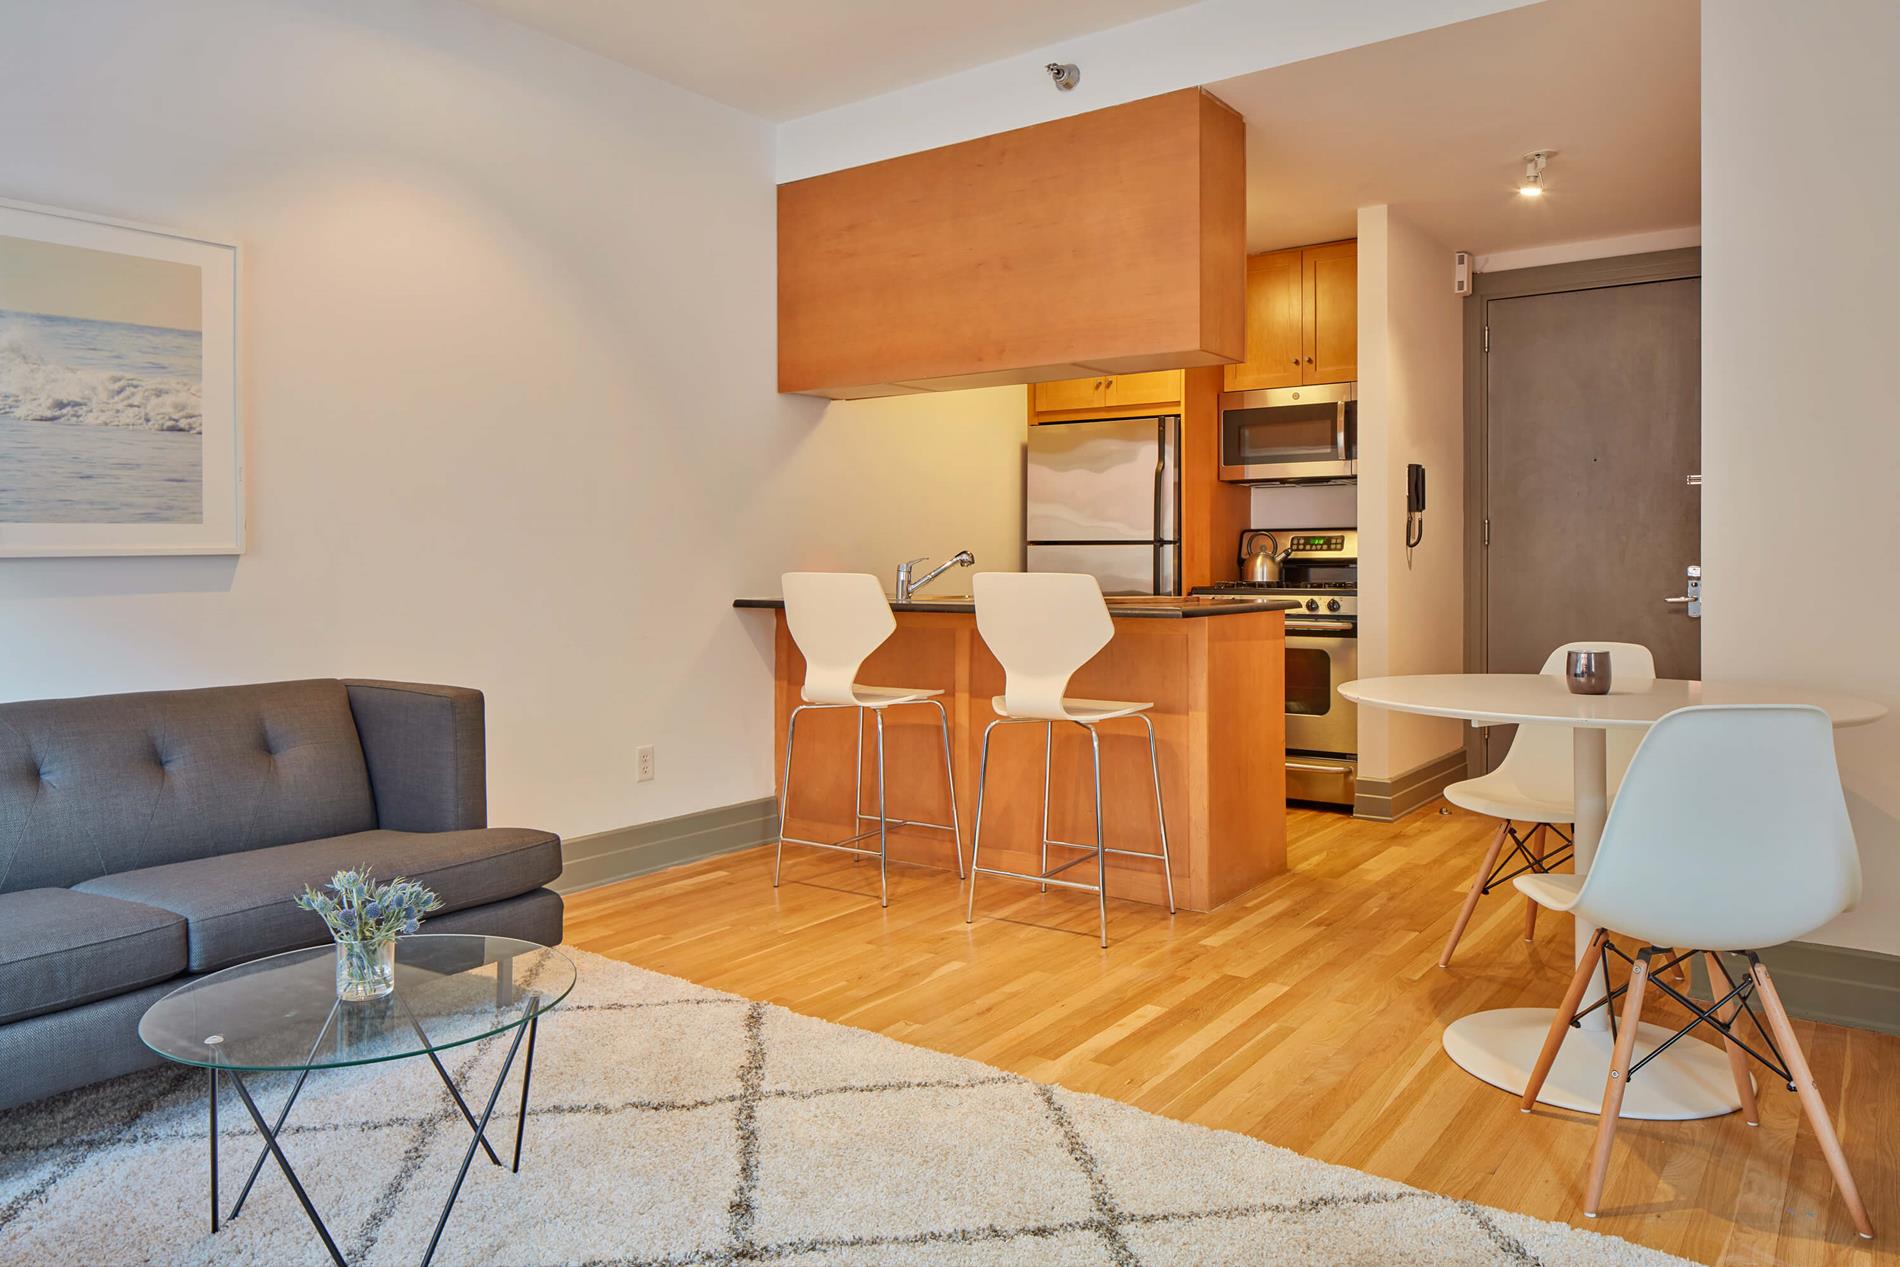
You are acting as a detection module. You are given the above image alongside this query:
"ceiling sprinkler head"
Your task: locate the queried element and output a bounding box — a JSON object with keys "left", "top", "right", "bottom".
{"left": 1046, "top": 62, "right": 1081, "bottom": 92}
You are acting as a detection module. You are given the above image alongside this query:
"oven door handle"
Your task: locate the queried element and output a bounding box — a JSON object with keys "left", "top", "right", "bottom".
{"left": 1285, "top": 620, "right": 1355, "bottom": 633}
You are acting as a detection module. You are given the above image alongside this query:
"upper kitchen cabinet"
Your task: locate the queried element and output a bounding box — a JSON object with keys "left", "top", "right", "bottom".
{"left": 778, "top": 89, "right": 1246, "bottom": 399}
{"left": 1224, "top": 250, "right": 1303, "bottom": 391}
{"left": 1224, "top": 240, "right": 1357, "bottom": 391}
{"left": 1030, "top": 370, "right": 1184, "bottom": 421}
{"left": 1301, "top": 240, "right": 1357, "bottom": 385}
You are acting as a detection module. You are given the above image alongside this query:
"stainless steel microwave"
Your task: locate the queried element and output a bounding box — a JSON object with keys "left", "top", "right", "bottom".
{"left": 1218, "top": 382, "right": 1357, "bottom": 484}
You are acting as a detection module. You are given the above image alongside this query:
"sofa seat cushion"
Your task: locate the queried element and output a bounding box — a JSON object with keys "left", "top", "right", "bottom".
{"left": 0, "top": 888, "right": 188, "bottom": 1024}
{"left": 73, "top": 827, "right": 561, "bottom": 973}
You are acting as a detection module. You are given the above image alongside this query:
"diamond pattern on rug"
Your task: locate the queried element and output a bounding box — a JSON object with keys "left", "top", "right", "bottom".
{"left": 0, "top": 948, "right": 1690, "bottom": 1266}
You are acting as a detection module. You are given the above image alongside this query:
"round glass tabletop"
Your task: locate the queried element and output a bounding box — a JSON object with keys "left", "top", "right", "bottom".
{"left": 139, "top": 934, "right": 574, "bottom": 1073}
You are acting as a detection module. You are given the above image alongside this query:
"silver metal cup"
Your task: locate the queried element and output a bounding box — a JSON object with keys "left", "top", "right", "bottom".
{"left": 1566, "top": 649, "right": 1612, "bottom": 695}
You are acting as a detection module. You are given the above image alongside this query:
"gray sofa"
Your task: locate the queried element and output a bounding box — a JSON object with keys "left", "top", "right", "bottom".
{"left": 0, "top": 678, "right": 564, "bottom": 1109}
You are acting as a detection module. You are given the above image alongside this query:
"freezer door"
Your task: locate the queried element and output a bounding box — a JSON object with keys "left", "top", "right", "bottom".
{"left": 1026, "top": 416, "right": 1177, "bottom": 542}
{"left": 1026, "top": 543, "right": 1178, "bottom": 596}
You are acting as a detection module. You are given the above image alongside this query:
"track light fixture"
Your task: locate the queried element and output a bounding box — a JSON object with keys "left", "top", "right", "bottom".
{"left": 1519, "top": 151, "right": 1551, "bottom": 198}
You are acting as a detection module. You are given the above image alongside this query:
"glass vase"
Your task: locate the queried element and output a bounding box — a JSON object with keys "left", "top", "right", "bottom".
{"left": 335, "top": 938, "right": 396, "bottom": 1001}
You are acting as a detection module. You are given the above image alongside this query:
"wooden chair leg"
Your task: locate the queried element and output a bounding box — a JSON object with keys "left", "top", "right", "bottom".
{"left": 1704, "top": 953, "right": 1759, "bottom": 1126}
{"left": 1584, "top": 948, "right": 1651, "bottom": 1217}
{"left": 1523, "top": 927, "right": 1610, "bottom": 1111}
{"left": 1523, "top": 823, "right": 1546, "bottom": 942}
{"left": 1751, "top": 960, "right": 1875, "bottom": 1239}
{"left": 1441, "top": 821, "right": 1509, "bottom": 968}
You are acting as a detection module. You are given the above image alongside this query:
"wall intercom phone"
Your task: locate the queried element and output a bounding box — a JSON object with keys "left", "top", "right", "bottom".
{"left": 1405, "top": 463, "right": 1426, "bottom": 562}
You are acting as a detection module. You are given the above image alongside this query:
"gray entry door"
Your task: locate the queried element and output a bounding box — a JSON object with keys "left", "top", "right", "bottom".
{"left": 1480, "top": 277, "right": 1701, "bottom": 771}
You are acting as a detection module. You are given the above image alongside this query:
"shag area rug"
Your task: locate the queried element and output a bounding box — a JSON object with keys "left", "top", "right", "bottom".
{"left": 0, "top": 948, "right": 1686, "bottom": 1266}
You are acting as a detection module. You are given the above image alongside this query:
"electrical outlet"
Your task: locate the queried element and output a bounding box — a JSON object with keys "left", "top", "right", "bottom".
{"left": 636, "top": 744, "right": 655, "bottom": 782}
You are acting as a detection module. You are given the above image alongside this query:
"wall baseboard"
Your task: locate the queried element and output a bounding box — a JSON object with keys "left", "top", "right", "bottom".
{"left": 1353, "top": 749, "right": 1468, "bottom": 821}
{"left": 553, "top": 796, "right": 778, "bottom": 894}
{"left": 1694, "top": 942, "right": 1900, "bottom": 1037}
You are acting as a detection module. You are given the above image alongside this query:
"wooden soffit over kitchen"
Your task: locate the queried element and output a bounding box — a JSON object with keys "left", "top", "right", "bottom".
{"left": 778, "top": 88, "right": 1246, "bottom": 399}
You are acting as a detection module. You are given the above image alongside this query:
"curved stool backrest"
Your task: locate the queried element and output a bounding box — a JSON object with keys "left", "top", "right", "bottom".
{"left": 972, "top": 572, "right": 1112, "bottom": 721}
{"left": 1495, "top": 642, "right": 1658, "bottom": 803}
{"left": 1574, "top": 704, "right": 1860, "bottom": 951}
{"left": 782, "top": 572, "right": 895, "bottom": 706}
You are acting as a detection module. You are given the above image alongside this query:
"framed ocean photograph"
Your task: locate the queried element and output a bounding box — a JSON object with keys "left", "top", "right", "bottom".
{"left": 0, "top": 199, "right": 239, "bottom": 556}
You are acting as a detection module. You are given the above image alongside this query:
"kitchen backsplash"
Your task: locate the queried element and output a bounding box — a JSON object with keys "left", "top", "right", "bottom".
{"left": 1250, "top": 482, "right": 1357, "bottom": 527}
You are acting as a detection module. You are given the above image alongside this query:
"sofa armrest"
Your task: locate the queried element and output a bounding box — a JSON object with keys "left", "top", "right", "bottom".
{"left": 342, "top": 680, "right": 487, "bottom": 832}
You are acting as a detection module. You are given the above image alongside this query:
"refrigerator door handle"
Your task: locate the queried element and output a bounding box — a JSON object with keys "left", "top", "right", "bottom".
{"left": 1154, "top": 418, "right": 1164, "bottom": 595}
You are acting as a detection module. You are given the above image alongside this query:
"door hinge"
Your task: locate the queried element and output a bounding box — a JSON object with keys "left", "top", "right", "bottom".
{"left": 1482, "top": 324, "right": 1489, "bottom": 354}
{"left": 1482, "top": 517, "right": 1490, "bottom": 547}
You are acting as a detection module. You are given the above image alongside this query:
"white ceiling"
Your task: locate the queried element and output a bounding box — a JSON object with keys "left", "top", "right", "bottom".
{"left": 1213, "top": 0, "right": 1699, "bottom": 254}
{"left": 462, "top": 0, "right": 1198, "bottom": 120}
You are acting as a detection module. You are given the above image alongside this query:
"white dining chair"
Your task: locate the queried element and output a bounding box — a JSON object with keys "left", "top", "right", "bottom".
{"left": 1438, "top": 641, "right": 1657, "bottom": 967}
{"left": 1516, "top": 704, "right": 1873, "bottom": 1237}
{"left": 964, "top": 572, "right": 1174, "bottom": 948}
{"left": 775, "top": 572, "right": 965, "bottom": 907}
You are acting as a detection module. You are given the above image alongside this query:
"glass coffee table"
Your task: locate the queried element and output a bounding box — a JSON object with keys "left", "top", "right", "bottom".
{"left": 140, "top": 933, "right": 574, "bottom": 1267}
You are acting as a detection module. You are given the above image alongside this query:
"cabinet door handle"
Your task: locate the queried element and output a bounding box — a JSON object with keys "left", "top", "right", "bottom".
{"left": 1305, "top": 356, "right": 1315, "bottom": 364}
{"left": 1290, "top": 358, "right": 1300, "bottom": 365}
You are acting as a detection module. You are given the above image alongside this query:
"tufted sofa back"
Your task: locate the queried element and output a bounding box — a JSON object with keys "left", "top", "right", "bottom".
{"left": 0, "top": 680, "right": 377, "bottom": 893}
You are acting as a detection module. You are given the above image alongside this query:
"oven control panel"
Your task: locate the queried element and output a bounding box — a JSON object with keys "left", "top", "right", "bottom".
{"left": 1260, "top": 526, "right": 1357, "bottom": 562}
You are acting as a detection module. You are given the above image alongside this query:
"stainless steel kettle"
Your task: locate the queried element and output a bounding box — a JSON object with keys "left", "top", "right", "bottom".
{"left": 1240, "top": 531, "right": 1288, "bottom": 585}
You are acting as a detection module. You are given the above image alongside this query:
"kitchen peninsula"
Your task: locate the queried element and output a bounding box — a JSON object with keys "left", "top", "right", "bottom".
{"left": 734, "top": 595, "right": 1293, "bottom": 911}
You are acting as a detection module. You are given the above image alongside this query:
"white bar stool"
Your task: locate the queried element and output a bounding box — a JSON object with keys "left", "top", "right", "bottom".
{"left": 1439, "top": 641, "right": 1655, "bottom": 966}
{"left": 1516, "top": 704, "right": 1873, "bottom": 1236}
{"left": 775, "top": 572, "right": 965, "bottom": 907}
{"left": 964, "top": 572, "right": 1174, "bottom": 948}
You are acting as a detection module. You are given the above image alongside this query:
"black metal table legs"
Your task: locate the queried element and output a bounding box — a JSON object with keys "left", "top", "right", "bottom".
{"left": 204, "top": 998, "right": 542, "bottom": 1267}
{"left": 419, "top": 1004, "right": 536, "bottom": 1267}
{"left": 207, "top": 1065, "right": 218, "bottom": 1234}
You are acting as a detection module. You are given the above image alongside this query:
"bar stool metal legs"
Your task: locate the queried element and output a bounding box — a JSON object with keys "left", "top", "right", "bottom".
{"left": 966, "top": 716, "right": 1175, "bottom": 948}
{"left": 775, "top": 698, "right": 965, "bottom": 905}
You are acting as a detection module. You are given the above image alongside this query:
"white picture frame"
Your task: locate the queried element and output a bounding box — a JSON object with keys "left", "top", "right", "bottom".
{"left": 0, "top": 198, "right": 240, "bottom": 557}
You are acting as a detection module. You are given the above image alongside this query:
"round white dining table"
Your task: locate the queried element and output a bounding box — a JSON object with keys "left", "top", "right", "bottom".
{"left": 1340, "top": 673, "right": 1885, "bottom": 1120}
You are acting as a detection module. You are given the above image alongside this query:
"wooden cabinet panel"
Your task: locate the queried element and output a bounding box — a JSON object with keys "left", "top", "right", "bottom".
{"left": 779, "top": 88, "right": 1246, "bottom": 398}
{"left": 1224, "top": 250, "right": 1303, "bottom": 392}
{"left": 1104, "top": 370, "right": 1184, "bottom": 408}
{"left": 1302, "top": 240, "right": 1357, "bottom": 384}
{"left": 1034, "top": 377, "right": 1108, "bottom": 412}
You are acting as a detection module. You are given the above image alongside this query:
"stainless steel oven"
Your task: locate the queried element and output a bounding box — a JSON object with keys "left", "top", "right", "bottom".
{"left": 1284, "top": 611, "right": 1357, "bottom": 805}
{"left": 1218, "top": 382, "right": 1356, "bottom": 484}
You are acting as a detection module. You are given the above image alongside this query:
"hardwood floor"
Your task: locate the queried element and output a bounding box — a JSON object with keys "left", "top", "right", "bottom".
{"left": 566, "top": 801, "right": 1896, "bottom": 1266}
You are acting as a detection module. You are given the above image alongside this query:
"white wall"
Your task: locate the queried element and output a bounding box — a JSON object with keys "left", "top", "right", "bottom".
{"left": 0, "top": 0, "right": 1021, "bottom": 844}
{"left": 755, "top": 388, "right": 1027, "bottom": 583}
{"left": 1702, "top": 0, "right": 1900, "bottom": 954}
{"left": 775, "top": 0, "right": 1538, "bottom": 181}
{"left": 1354, "top": 206, "right": 1466, "bottom": 782}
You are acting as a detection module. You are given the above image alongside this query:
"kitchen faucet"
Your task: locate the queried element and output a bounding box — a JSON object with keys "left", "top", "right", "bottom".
{"left": 895, "top": 550, "right": 974, "bottom": 601}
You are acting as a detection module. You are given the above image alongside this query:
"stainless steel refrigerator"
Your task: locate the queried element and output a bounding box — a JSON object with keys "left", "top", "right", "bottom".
{"left": 1025, "top": 415, "right": 1180, "bottom": 595}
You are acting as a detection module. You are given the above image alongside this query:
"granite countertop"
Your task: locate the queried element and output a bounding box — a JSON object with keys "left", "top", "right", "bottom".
{"left": 733, "top": 594, "right": 1298, "bottom": 620}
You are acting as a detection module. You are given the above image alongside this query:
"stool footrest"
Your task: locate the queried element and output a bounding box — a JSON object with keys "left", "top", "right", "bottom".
{"left": 972, "top": 864, "right": 1102, "bottom": 895}
{"left": 1043, "top": 853, "right": 1097, "bottom": 879}
{"left": 1043, "top": 837, "right": 1169, "bottom": 863}
{"left": 853, "top": 813, "right": 959, "bottom": 835}
{"left": 779, "top": 834, "right": 884, "bottom": 860}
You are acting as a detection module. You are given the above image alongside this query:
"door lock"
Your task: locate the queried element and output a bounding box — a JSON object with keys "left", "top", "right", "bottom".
{"left": 1664, "top": 564, "right": 1702, "bottom": 618}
